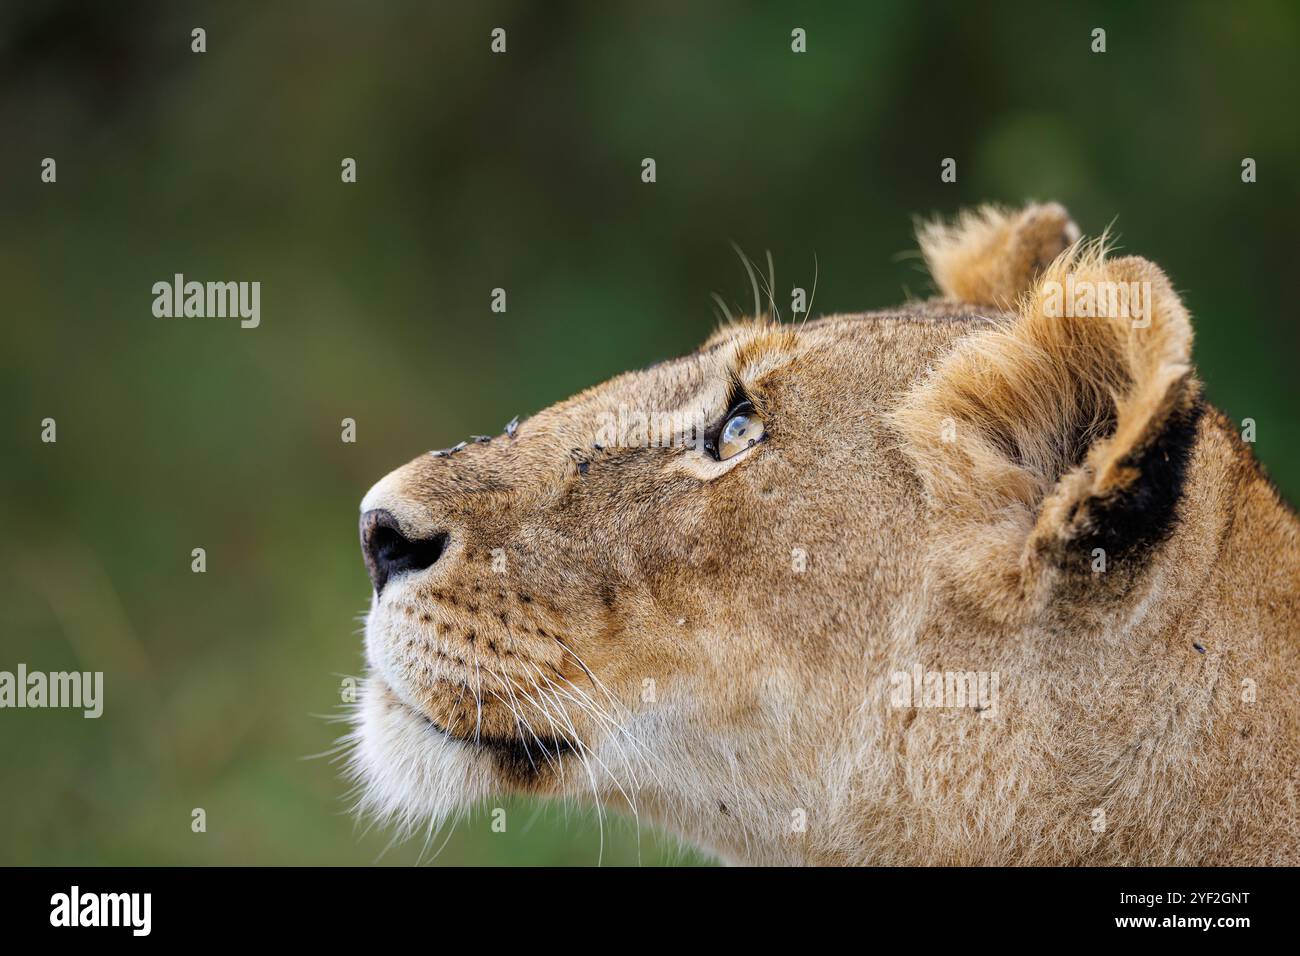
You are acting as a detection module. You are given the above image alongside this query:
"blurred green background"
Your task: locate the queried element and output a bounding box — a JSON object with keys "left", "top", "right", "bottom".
{"left": 2, "top": 0, "right": 1297, "bottom": 865}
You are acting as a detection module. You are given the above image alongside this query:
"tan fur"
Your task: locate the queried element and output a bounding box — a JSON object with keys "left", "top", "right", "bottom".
{"left": 917, "top": 202, "right": 1080, "bottom": 309}
{"left": 351, "top": 203, "right": 1300, "bottom": 865}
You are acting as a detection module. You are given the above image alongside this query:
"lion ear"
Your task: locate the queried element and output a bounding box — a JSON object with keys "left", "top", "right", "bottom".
{"left": 893, "top": 247, "right": 1201, "bottom": 620}
{"left": 918, "top": 202, "right": 1081, "bottom": 308}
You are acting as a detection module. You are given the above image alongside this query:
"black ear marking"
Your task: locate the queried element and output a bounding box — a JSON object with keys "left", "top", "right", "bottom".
{"left": 1074, "top": 396, "right": 1205, "bottom": 562}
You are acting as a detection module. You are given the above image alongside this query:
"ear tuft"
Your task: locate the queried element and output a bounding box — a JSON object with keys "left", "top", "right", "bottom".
{"left": 894, "top": 225, "right": 1199, "bottom": 622}
{"left": 918, "top": 202, "right": 1080, "bottom": 309}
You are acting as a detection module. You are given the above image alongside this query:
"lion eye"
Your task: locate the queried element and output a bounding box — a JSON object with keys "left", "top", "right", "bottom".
{"left": 717, "top": 408, "right": 765, "bottom": 460}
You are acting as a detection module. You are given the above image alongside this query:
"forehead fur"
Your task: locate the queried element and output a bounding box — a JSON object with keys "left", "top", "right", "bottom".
{"left": 459, "top": 320, "right": 806, "bottom": 466}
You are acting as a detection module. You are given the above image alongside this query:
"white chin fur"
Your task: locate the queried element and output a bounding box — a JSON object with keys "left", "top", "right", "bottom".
{"left": 347, "top": 677, "right": 493, "bottom": 834}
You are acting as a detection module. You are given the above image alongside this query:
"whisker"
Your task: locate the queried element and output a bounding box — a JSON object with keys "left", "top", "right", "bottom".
{"left": 801, "top": 252, "right": 819, "bottom": 329}
{"left": 731, "top": 240, "right": 763, "bottom": 320}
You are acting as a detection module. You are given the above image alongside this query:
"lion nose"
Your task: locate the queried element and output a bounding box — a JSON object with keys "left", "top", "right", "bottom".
{"left": 360, "top": 509, "right": 449, "bottom": 595}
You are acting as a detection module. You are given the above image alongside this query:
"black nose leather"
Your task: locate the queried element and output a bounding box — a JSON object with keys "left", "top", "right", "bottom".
{"left": 360, "top": 509, "right": 448, "bottom": 595}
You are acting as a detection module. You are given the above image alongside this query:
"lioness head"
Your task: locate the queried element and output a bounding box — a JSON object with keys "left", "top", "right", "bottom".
{"left": 350, "top": 203, "right": 1300, "bottom": 865}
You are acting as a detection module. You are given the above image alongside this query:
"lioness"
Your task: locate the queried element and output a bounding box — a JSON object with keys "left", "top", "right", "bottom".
{"left": 350, "top": 203, "right": 1299, "bottom": 865}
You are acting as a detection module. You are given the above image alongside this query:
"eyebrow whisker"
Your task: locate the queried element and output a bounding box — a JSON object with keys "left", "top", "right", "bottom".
{"left": 765, "top": 249, "right": 781, "bottom": 323}
{"left": 730, "top": 240, "right": 764, "bottom": 320}
{"left": 709, "top": 291, "right": 735, "bottom": 326}
{"left": 801, "top": 252, "right": 819, "bottom": 330}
